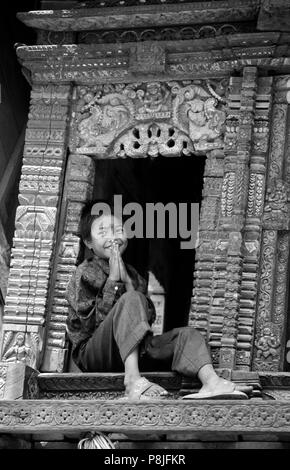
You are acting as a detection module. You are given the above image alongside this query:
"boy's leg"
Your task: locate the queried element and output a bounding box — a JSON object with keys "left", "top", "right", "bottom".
{"left": 140, "top": 326, "right": 211, "bottom": 375}
{"left": 77, "top": 290, "right": 153, "bottom": 373}
{"left": 77, "top": 290, "right": 169, "bottom": 398}
{"left": 142, "top": 327, "right": 236, "bottom": 393}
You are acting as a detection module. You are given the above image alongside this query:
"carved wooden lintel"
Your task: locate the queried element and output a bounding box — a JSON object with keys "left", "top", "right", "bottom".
{"left": 17, "top": 1, "right": 260, "bottom": 32}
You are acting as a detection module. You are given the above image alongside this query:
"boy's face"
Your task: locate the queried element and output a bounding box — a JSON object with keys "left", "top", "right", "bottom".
{"left": 85, "top": 214, "right": 128, "bottom": 259}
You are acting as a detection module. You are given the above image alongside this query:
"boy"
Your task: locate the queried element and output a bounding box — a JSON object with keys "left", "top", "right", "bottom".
{"left": 65, "top": 201, "right": 246, "bottom": 400}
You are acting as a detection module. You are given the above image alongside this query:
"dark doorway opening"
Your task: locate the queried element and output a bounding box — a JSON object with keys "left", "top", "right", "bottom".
{"left": 92, "top": 154, "right": 206, "bottom": 332}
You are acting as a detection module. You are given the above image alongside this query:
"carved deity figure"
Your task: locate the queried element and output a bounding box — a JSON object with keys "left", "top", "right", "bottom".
{"left": 137, "top": 82, "right": 169, "bottom": 114}
{"left": 171, "top": 83, "right": 226, "bottom": 151}
{"left": 77, "top": 89, "right": 133, "bottom": 152}
{"left": 264, "top": 180, "right": 288, "bottom": 213}
{"left": 263, "top": 179, "right": 289, "bottom": 229}
{"left": 186, "top": 96, "right": 225, "bottom": 147}
{"left": 255, "top": 326, "right": 280, "bottom": 360}
{"left": 2, "top": 333, "right": 32, "bottom": 364}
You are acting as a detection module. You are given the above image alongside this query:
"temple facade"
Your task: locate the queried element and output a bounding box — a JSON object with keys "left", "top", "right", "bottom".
{"left": 1, "top": 0, "right": 290, "bottom": 449}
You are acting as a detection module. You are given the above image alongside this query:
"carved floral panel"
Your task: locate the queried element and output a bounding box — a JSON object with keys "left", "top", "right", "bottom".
{"left": 69, "top": 80, "right": 227, "bottom": 158}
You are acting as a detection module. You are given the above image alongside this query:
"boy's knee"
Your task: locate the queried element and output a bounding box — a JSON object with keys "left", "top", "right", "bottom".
{"left": 180, "top": 326, "right": 205, "bottom": 343}
{"left": 120, "top": 290, "right": 146, "bottom": 305}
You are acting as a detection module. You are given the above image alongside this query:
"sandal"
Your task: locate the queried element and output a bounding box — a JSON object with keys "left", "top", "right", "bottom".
{"left": 120, "top": 377, "right": 169, "bottom": 401}
{"left": 181, "top": 390, "right": 248, "bottom": 400}
{"left": 181, "top": 381, "right": 248, "bottom": 400}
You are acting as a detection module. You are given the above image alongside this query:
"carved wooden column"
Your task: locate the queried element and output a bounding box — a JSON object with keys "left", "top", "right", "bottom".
{"left": 0, "top": 84, "right": 72, "bottom": 370}
{"left": 189, "top": 149, "right": 225, "bottom": 367}
{"left": 252, "top": 76, "right": 290, "bottom": 371}
{"left": 236, "top": 76, "right": 273, "bottom": 370}
{"left": 218, "top": 67, "right": 258, "bottom": 369}
{"left": 41, "top": 154, "right": 95, "bottom": 372}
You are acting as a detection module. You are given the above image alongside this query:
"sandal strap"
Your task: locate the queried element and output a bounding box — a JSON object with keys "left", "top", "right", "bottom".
{"left": 130, "top": 377, "right": 167, "bottom": 399}
{"left": 131, "top": 378, "right": 154, "bottom": 398}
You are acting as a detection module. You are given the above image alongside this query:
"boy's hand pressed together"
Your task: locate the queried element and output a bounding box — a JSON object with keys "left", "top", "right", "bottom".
{"left": 118, "top": 249, "right": 135, "bottom": 292}
{"left": 108, "top": 243, "right": 121, "bottom": 281}
{"left": 108, "top": 243, "right": 134, "bottom": 291}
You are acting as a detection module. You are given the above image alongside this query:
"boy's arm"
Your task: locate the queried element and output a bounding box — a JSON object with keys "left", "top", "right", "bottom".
{"left": 65, "top": 268, "right": 97, "bottom": 346}
{"left": 96, "top": 278, "right": 126, "bottom": 314}
{"left": 66, "top": 261, "right": 125, "bottom": 320}
{"left": 126, "top": 264, "right": 156, "bottom": 324}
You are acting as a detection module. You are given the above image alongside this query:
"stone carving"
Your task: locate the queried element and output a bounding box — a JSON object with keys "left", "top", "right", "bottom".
{"left": 72, "top": 80, "right": 226, "bottom": 157}
{"left": 262, "top": 179, "right": 289, "bottom": 230}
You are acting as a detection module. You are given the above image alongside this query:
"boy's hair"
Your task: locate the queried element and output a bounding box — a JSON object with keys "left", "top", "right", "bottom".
{"left": 79, "top": 199, "right": 115, "bottom": 242}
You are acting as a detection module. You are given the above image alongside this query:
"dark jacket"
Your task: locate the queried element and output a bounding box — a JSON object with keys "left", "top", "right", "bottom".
{"left": 65, "top": 256, "right": 156, "bottom": 357}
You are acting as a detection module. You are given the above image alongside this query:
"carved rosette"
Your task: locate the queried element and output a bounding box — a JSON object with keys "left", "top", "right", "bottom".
{"left": 0, "top": 84, "right": 72, "bottom": 370}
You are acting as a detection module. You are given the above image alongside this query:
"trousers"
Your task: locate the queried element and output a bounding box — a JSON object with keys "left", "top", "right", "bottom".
{"left": 76, "top": 290, "right": 212, "bottom": 377}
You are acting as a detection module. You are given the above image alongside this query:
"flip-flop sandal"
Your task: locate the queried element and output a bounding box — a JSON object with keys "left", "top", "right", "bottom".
{"left": 181, "top": 390, "right": 248, "bottom": 400}
{"left": 181, "top": 379, "right": 249, "bottom": 400}
{"left": 119, "top": 377, "right": 169, "bottom": 401}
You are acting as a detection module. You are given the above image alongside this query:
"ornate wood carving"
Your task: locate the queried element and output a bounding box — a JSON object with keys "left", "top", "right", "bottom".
{"left": 0, "top": 362, "right": 39, "bottom": 400}
{"left": 7, "top": 3, "right": 290, "bottom": 380}
{"left": 1, "top": 399, "right": 290, "bottom": 433}
{"left": 69, "top": 80, "right": 226, "bottom": 158}
{"left": 41, "top": 154, "right": 95, "bottom": 372}
{"left": 0, "top": 221, "right": 10, "bottom": 300}
{"left": 76, "top": 22, "right": 255, "bottom": 46}
{"left": 236, "top": 76, "right": 273, "bottom": 370}
{"left": 191, "top": 68, "right": 267, "bottom": 370}
{"left": 0, "top": 84, "right": 72, "bottom": 370}
{"left": 252, "top": 78, "right": 290, "bottom": 371}
{"left": 15, "top": 31, "right": 290, "bottom": 85}
{"left": 189, "top": 149, "right": 225, "bottom": 364}
{"left": 258, "top": 0, "right": 290, "bottom": 32}
{"left": 17, "top": 1, "right": 260, "bottom": 32}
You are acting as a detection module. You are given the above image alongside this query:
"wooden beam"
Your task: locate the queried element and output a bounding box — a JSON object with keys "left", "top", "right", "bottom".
{"left": 0, "top": 399, "right": 289, "bottom": 434}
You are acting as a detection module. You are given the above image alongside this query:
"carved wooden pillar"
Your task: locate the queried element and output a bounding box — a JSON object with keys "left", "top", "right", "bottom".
{"left": 252, "top": 76, "right": 290, "bottom": 371}
{"left": 0, "top": 84, "right": 72, "bottom": 370}
{"left": 41, "top": 153, "right": 95, "bottom": 372}
{"left": 189, "top": 149, "right": 225, "bottom": 366}
{"left": 218, "top": 67, "right": 258, "bottom": 369}
{"left": 236, "top": 76, "right": 273, "bottom": 370}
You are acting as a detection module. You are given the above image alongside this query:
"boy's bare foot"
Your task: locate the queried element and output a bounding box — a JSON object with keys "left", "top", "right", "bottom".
{"left": 198, "top": 376, "right": 235, "bottom": 396}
